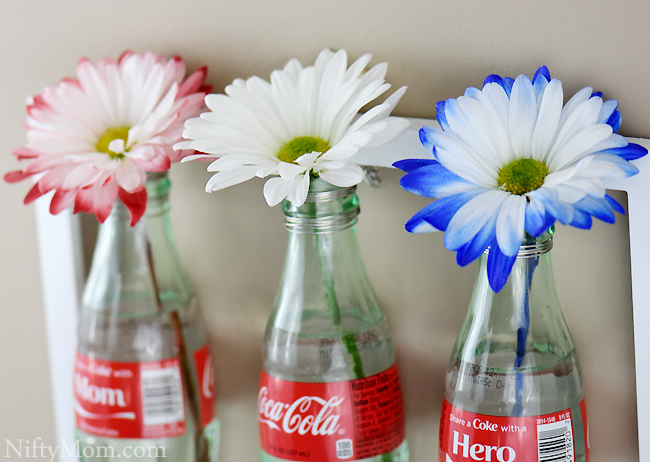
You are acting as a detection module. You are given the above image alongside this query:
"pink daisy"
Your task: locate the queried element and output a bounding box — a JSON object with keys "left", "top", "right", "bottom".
{"left": 5, "top": 51, "right": 210, "bottom": 225}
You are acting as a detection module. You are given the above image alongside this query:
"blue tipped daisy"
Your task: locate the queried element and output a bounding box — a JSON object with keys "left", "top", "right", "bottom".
{"left": 395, "top": 66, "right": 647, "bottom": 292}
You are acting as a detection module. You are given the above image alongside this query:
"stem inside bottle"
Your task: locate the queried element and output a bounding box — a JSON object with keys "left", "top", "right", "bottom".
{"left": 315, "top": 232, "right": 366, "bottom": 378}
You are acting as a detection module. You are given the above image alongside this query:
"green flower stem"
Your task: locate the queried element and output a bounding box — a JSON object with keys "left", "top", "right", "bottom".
{"left": 343, "top": 334, "right": 365, "bottom": 379}
{"left": 315, "top": 234, "right": 365, "bottom": 379}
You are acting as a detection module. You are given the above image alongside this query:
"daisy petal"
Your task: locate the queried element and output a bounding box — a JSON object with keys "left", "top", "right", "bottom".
{"left": 278, "top": 161, "right": 308, "bottom": 179}
{"left": 557, "top": 86, "right": 593, "bottom": 130}
{"left": 597, "top": 99, "right": 619, "bottom": 125}
{"left": 456, "top": 210, "right": 497, "bottom": 266}
{"left": 532, "top": 66, "right": 551, "bottom": 95}
{"left": 205, "top": 166, "right": 259, "bottom": 192}
{"left": 263, "top": 176, "right": 294, "bottom": 206}
{"left": 548, "top": 123, "right": 613, "bottom": 171}
{"left": 481, "top": 83, "right": 511, "bottom": 145}
{"left": 531, "top": 79, "right": 563, "bottom": 160}
{"left": 424, "top": 128, "right": 497, "bottom": 187}
{"left": 573, "top": 196, "right": 615, "bottom": 223}
{"left": 543, "top": 198, "right": 575, "bottom": 225}
{"left": 601, "top": 142, "right": 648, "bottom": 161}
{"left": 496, "top": 195, "right": 526, "bottom": 257}
{"left": 393, "top": 158, "right": 439, "bottom": 172}
{"left": 181, "top": 153, "right": 218, "bottom": 162}
{"left": 588, "top": 153, "right": 637, "bottom": 177}
{"left": 435, "top": 101, "right": 451, "bottom": 133}
{"left": 605, "top": 194, "right": 625, "bottom": 214}
{"left": 24, "top": 183, "right": 48, "bottom": 204}
{"left": 207, "top": 153, "right": 278, "bottom": 172}
{"left": 486, "top": 241, "right": 518, "bottom": 292}
{"left": 108, "top": 139, "right": 125, "bottom": 154}
{"left": 4, "top": 170, "right": 33, "bottom": 183}
{"left": 524, "top": 195, "right": 553, "bottom": 236}
{"left": 570, "top": 209, "right": 593, "bottom": 229}
{"left": 605, "top": 111, "right": 622, "bottom": 132}
{"left": 91, "top": 177, "right": 120, "bottom": 223}
{"left": 115, "top": 160, "right": 146, "bottom": 192}
{"left": 364, "top": 117, "right": 410, "bottom": 148}
{"left": 74, "top": 187, "right": 94, "bottom": 215}
{"left": 118, "top": 187, "right": 147, "bottom": 226}
{"left": 404, "top": 207, "right": 439, "bottom": 233}
{"left": 445, "top": 190, "right": 509, "bottom": 251}
{"left": 286, "top": 173, "right": 310, "bottom": 206}
{"left": 406, "top": 190, "right": 483, "bottom": 233}
{"left": 399, "top": 162, "right": 477, "bottom": 198}
{"left": 508, "top": 74, "right": 537, "bottom": 158}
{"left": 319, "top": 163, "right": 365, "bottom": 187}
{"left": 50, "top": 189, "right": 78, "bottom": 215}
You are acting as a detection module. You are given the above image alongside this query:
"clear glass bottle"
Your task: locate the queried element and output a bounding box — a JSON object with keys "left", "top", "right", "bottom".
{"left": 259, "top": 178, "right": 409, "bottom": 462}
{"left": 439, "top": 229, "right": 589, "bottom": 462}
{"left": 75, "top": 172, "right": 220, "bottom": 462}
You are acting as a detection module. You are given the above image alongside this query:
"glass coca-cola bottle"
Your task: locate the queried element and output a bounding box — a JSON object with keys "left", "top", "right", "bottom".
{"left": 439, "top": 228, "right": 589, "bottom": 462}
{"left": 75, "top": 172, "right": 220, "bottom": 462}
{"left": 259, "top": 178, "right": 409, "bottom": 462}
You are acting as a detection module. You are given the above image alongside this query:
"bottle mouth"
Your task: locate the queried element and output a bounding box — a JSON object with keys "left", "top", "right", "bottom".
{"left": 484, "top": 233, "right": 554, "bottom": 259}
{"left": 304, "top": 186, "right": 356, "bottom": 203}
{"left": 284, "top": 184, "right": 359, "bottom": 234}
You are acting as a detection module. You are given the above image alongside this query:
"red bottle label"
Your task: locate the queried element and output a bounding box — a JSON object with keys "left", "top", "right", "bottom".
{"left": 439, "top": 399, "right": 589, "bottom": 462}
{"left": 74, "top": 352, "right": 186, "bottom": 438}
{"left": 193, "top": 343, "right": 217, "bottom": 428}
{"left": 258, "top": 363, "right": 405, "bottom": 461}
{"left": 74, "top": 344, "right": 217, "bottom": 438}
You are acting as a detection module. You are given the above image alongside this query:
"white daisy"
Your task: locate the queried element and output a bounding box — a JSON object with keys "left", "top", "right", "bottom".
{"left": 176, "top": 48, "right": 409, "bottom": 206}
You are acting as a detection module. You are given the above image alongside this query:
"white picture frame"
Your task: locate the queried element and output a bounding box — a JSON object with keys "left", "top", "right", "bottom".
{"left": 36, "top": 118, "right": 648, "bottom": 461}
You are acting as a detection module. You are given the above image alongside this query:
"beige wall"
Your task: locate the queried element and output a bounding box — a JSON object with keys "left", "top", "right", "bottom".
{"left": 0, "top": 1, "right": 645, "bottom": 460}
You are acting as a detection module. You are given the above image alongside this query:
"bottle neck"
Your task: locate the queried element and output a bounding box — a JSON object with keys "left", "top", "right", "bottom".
{"left": 476, "top": 229, "right": 557, "bottom": 314}
{"left": 142, "top": 171, "right": 172, "bottom": 218}
{"left": 271, "top": 179, "right": 384, "bottom": 334}
{"left": 82, "top": 172, "right": 193, "bottom": 314}
{"left": 457, "top": 228, "right": 575, "bottom": 369}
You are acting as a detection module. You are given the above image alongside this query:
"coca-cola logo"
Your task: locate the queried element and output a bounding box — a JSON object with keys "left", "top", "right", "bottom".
{"left": 258, "top": 386, "right": 343, "bottom": 436}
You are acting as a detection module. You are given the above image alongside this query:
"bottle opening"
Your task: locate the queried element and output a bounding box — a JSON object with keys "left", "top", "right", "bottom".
{"left": 484, "top": 228, "right": 554, "bottom": 259}
{"left": 283, "top": 179, "right": 359, "bottom": 234}
{"left": 304, "top": 186, "right": 355, "bottom": 203}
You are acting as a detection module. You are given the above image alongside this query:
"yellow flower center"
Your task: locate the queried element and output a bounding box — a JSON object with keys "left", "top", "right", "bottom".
{"left": 496, "top": 158, "right": 549, "bottom": 195}
{"left": 277, "top": 136, "right": 331, "bottom": 164}
{"left": 96, "top": 126, "right": 130, "bottom": 159}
